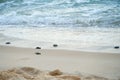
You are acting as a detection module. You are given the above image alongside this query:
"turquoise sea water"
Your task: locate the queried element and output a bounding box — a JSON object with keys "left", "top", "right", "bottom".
{"left": 0, "top": 0, "right": 120, "bottom": 27}
{"left": 0, "top": 0, "right": 120, "bottom": 53}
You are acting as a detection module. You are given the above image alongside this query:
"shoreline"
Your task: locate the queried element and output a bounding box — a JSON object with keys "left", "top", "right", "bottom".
{"left": 0, "top": 45, "right": 120, "bottom": 80}
{"left": 0, "top": 26, "right": 120, "bottom": 54}
{"left": 0, "top": 35, "right": 120, "bottom": 54}
{"left": 0, "top": 44, "right": 120, "bottom": 54}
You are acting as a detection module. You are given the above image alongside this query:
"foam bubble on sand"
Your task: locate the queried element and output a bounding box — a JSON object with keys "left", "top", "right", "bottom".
{"left": 0, "top": 67, "right": 109, "bottom": 80}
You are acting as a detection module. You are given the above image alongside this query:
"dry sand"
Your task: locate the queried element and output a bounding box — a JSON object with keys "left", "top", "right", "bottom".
{"left": 0, "top": 67, "right": 108, "bottom": 80}
{"left": 0, "top": 45, "right": 120, "bottom": 80}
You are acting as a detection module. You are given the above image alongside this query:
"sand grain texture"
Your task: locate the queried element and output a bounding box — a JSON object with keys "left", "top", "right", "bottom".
{"left": 0, "top": 46, "right": 120, "bottom": 80}
{"left": 0, "top": 67, "right": 111, "bottom": 80}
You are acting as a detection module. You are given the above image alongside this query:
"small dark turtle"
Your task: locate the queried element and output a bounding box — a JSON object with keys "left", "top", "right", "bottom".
{"left": 36, "top": 47, "right": 41, "bottom": 49}
{"left": 5, "top": 42, "right": 11, "bottom": 44}
{"left": 35, "top": 52, "right": 41, "bottom": 55}
{"left": 53, "top": 44, "right": 58, "bottom": 47}
{"left": 114, "top": 46, "right": 119, "bottom": 49}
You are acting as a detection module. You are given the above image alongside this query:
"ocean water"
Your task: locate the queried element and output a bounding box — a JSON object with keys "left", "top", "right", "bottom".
{"left": 0, "top": 0, "right": 120, "bottom": 27}
{"left": 0, "top": 0, "right": 120, "bottom": 53}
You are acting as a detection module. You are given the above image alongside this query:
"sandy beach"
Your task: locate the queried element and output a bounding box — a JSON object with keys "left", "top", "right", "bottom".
{"left": 0, "top": 45, "right": 120, "bottom": 80}
{"left": 0, "top": 0, "right": 120, "bottom": 80}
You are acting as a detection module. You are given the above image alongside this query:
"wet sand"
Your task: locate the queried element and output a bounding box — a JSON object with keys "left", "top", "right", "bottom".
{"left": 0, "top": 45, "right": 120, "bottom": 80}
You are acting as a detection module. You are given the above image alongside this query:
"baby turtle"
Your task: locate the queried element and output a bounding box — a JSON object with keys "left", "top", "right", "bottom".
{"left": 5, "top": 42, "right": 11, "bottom": 44}
{"left": 35, "top": 47, "right": 41, "bottom": 49}
{"left": 35, "top": 52, "right": 41, "bottom": 55}
{"left": 114, "top": 46, "right": 119, "bottom": 49}
{"left": 53, "top": 44, "right": 58, "bottom": 47}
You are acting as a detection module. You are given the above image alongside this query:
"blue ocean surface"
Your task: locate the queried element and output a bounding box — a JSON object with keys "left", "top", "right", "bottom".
{"left": 0, "top": 0, "right": 120, "bottom": 53}
{"left": 0, "top": 0, "right": 120, "bottom": 27}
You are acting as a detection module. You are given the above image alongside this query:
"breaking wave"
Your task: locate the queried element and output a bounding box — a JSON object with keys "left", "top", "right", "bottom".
{"left": 0, "top": 0, "right": 120, "bottom": 27}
